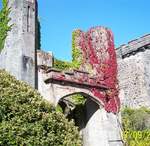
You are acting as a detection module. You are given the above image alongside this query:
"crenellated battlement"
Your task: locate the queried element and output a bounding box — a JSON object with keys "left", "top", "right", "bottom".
{"left": 116, "top": 34, "right": 150, "bottom": 59}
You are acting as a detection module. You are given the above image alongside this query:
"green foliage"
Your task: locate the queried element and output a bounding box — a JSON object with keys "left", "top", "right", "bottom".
{"left": 0, "top": 0, "right": 11, "bottom": 51}
{"left": 122, "top": 107, "right": 150, "bottom": 130}
{"left": 69, "top": 94, "right": 86, "bottom": 128}
{"left": 53, "top": 58, "right": 72, "bottom": 70}
{"left": 123, "top": 130, "right": 150, "bottom": 146}
{"left": 121, "top": 107, "right": 150, "bottom": 146}
{"left": 56, "top": 104, "right": 63, "bottom": 113}
{"left": 53, "top": 30, "right": 82, "bottom": 71}
{"left": 53, "top": 31, "right": 85, "bottom": 122}
{"left": 0, "top": 70, "right": 81, "bottom": 146}
{"left": 71, "top": 94, "right": 86, "bottom": 105}
{"left": 72, "top": 31, "right": 82, "bottom": 69}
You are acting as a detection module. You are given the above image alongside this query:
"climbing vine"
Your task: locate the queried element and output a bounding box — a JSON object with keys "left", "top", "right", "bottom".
{"left": 54, "top": 30, "right": 83, "bottom": 70}
{"left": 0, "top": 0, "right": 11, "bottom": 51}
{"left": 53, "top": 31, "right": 86, "bottom": 107}
{"left": 54, "top": 27, "right": 119, "bottom": 113}
{"left": 72, "top": 30, "right": 82, "bottom": 69}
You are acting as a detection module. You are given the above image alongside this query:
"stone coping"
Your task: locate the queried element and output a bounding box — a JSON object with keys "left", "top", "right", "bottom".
{"left": 43, "top": 70, "right": 108, "bottom": 90}
{"left": 116, "top": 34, "right": 150, "bottom": 58}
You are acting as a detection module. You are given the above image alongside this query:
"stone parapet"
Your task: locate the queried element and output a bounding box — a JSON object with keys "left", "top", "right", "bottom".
{"left": 37, "top": 50, "right": 53, "bottom": 67}
{"left": 41, "top": 67, "right": 108, "bottom": 89}
{"left": 116, "top": 34, "right": 150, "bottom": 58}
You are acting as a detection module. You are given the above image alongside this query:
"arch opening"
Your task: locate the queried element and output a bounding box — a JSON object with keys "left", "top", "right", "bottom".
{"left": 57, "top": 92, "right": 102, "bottom": 131}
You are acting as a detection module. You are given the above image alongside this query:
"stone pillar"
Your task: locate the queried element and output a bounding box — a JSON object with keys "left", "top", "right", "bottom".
{"left": 37, "top": 50, "right": 54, "bottom": 102}
{"left": 0, "top": 0, "right": 37, "bottom": 88}
{"left": 82, "top": 99, "right": 123, "bottom": 146}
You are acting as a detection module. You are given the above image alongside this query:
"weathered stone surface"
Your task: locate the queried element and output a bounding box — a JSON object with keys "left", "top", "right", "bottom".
{"left": 116, "top": 34, "right": 150, "bottom": 58}
{"left": 1, "top": 1, "right": 123, "bottom": 145}
{"left": 37, "top": 50, "right": 53, "bottom": 67}
{"left": 0, "top": 0, "right": 37, "bottom": 88}
{"left": 83, "top": 99, "right": 123, "bottom": 146}
{"left": 72, "top": 27, "right": 120, "bottom": 113}
{"left": 117, "top": 35, "right": 150, "bottom": 108}
{"left": 38, "top": 68, "right": 123, "bottom": 146}
{"left": 38, "top": 67, "right": 106, "bottom": 106}
{"left": 37, "top": 27, "right": 123, "bottom": 146}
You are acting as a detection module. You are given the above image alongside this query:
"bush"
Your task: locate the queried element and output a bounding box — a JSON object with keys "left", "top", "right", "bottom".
{"left": 0, "top": 70, "right": 81, "bottom": 146}
{"left": 121, "top": 107, "right": 150, "bottom": 146}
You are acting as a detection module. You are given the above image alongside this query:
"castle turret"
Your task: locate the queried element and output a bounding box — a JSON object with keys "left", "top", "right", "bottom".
{"left": 0, "top": 0, "right": 37, "bottom": 88}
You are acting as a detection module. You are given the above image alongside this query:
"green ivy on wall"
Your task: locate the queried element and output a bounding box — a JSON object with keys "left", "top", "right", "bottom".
{"left": 54, "top": 30, "right": 83, "bottom": 71}
{"left": 0, "top": 0, "right": 11, "bottom": 51}
{"left": 53, "top": 31, "right": 85, "bottom": 109}
{"left": 72, "top": 30, "right": 82, "bottom": 69}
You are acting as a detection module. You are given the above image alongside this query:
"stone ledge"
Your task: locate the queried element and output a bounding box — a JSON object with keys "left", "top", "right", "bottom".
{"left": 116, "top": 34, "right": 150, "bottom": 58}
{"left": 43, "top": 70, "right": 108, "bottom": 90}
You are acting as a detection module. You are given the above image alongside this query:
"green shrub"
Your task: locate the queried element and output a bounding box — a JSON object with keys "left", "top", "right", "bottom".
{"left": 53, "top": 58, "right": 72, "bottom": 70}
{"left": 122, "top": 107, "right": 150, "bottom": 146}
{"left": 0, "top": 70, "right": 81, "bottom": 146}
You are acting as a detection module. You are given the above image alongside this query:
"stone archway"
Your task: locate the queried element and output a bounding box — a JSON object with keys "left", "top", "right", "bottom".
{"left": 38, "top": 68, "right": 123, "bottom": 145}
{"left": 37, "top": 26, "right": 123, "bottom": 146}
{"left": 57, "top": 92, "right": 123, "bottom": 146}
{"left": 38, "top": 67, "right": 106, "bottom": 107}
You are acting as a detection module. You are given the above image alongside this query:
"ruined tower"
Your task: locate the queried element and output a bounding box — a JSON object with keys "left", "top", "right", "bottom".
{"left": 116, "top": 34, "right": 150, "bottom": 108}
{"left": 0, "top": 0, "right": 37, "bottom": 87}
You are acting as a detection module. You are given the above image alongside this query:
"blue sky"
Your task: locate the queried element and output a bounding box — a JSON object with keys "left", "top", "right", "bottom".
{"left": 1, "top": 0, "right": 150, "bottom": 61}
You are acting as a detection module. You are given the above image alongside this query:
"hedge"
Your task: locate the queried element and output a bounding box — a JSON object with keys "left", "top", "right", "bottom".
{"left": 0, "top": 70, "right": 81, "bottom": 146}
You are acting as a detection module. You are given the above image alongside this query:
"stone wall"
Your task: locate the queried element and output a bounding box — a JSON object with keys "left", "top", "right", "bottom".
{"left": 83, "top": 99, "right": 123, "bottom": 146}
{"left": 0, "top": 0, "right": 37, "bottom": 88}
{"left": 36, "top": 27, "right": 123, "bottom": 146}
{"left": 72, "top": 27, "right": 120, "bottom": 113}
{"left": 116, "top": 34, "right": 150, "bottom": 108}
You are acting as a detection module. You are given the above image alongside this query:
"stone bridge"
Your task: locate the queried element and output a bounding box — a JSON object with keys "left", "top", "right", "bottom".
{"left": 37, "top": 26, "right": 123, "bottom": 146}
{"left": 38, "top": 67, "right": 107, "bottom": 106}
{"left": 38, "top": 26, "right": 120, "bottom": 113}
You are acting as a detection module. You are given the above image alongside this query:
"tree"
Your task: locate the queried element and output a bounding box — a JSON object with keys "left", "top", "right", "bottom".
{"left": 0, "top": 0, "right": 11, "bottom": 51}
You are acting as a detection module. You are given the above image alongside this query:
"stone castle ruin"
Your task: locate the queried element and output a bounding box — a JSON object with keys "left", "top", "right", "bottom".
{"left": 117, "top": 35, "right": 150, "bottom": 109}
{"left": 0, "top": 0, "right": 150, "bottom": 146}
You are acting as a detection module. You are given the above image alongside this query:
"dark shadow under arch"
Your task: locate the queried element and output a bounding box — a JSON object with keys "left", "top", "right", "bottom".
{"left": 62, "top": 91, "right": 104, "bottom": 107}
{"left": 58, "top": 92, "right": 103, "bottom": 131}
